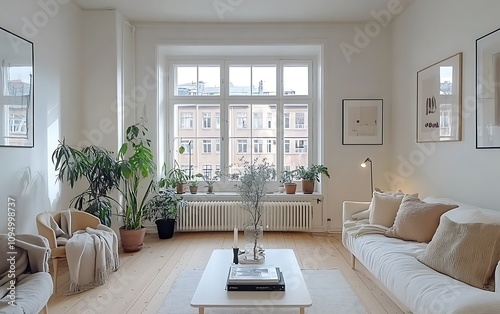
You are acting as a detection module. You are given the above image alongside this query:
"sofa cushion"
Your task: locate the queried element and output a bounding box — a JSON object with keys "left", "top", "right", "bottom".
{"left": 369, "top": 191, "right": 405, "bottom": 227}
{"left": 384, "top": 195, "right": 457, "bottom": 242}
{"left": 417, "top": 216, "right": 500, "bottom": 290}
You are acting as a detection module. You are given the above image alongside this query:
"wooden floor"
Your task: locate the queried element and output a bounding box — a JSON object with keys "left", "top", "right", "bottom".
{"left": 47, "top": 232, "right": 404, "bottom": 314}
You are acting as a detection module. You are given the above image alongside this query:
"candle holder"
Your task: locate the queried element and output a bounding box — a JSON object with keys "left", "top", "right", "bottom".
{"left": 232, "top": 247, "right": 239, "bottom": 264}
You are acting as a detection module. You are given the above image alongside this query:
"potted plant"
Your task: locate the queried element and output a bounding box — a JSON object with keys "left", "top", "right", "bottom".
{"left": 187, "top": 173, "right": 203, "bottom": 194}
{"left": 235, "top": 158, "right": 276, "bottom": 261}
{"left": 159, "top": 161, "right": 188, "bottom": 194}
{"left": 202, "top": 173, "right": 219, "bottom": 194}
{"left": 280, "top": 169, "right": 298, "bottom": 194}
{"left": 143, "top": 189, "right": 186, "bottom": 239}
{"left": 52, "top": 140, "right": 122, "bottom": 227}
{"left": 116, "top": 120, "right": 156, "bottom": 252}
{"left": 296, "top": 164, "right": 330, "bottom": 194}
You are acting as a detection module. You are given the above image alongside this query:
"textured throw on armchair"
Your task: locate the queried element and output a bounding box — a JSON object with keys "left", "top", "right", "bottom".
{"left": 61, "top": 212, "right": 119, "bottom": 295}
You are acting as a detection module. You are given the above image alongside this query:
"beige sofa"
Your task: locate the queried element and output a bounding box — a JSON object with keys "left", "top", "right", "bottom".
{"left": 342, "top": 197, "right": 500, "bottom": 314}
{"left": 0, "top": 234, "right": 53, "bottom": 314}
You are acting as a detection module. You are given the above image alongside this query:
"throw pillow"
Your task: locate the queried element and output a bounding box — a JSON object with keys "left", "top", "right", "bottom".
{"left": 417, "top": 216, "right": 500, "bottom": 290}
{"left": 368, "top": 191, "right": 405, "bottom": 227}
{"left": 384, "top": 195, "right": 458, "bottom": 242}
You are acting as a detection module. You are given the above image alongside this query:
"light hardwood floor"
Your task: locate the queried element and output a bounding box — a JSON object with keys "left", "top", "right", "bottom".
{"left": 47, "top": 232, "right": 404, "bottom": 314}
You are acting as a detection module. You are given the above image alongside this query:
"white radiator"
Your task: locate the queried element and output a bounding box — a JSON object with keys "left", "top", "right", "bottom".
{"left": 177, "top": 201, "right": 311, "bottom": 232}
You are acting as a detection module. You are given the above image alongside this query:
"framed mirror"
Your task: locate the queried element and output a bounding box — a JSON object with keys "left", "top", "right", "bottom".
{"left": 0, "top": 27, "right": 34, "bottom": 147}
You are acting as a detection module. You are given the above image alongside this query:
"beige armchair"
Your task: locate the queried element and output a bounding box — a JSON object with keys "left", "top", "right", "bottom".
{"left": 36, "top": 209, "right": 100, "bottom": 293}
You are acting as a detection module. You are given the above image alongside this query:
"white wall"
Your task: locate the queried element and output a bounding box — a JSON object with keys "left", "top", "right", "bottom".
{"left": 80, "top": 9, "right": 135, "bottom": 232}
{"left": 135, "top": 22, "right": 395, "bottom": 231}
{"left": 390, "top": 0, "right": 500, "bottom": 209}
{"left": 0, "top": 0, "right": 83, "bottom": 234}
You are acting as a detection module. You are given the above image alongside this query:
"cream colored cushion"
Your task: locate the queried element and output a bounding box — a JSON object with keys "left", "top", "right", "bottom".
{"left": 368, "top": 191, "right": 405, "bottom": 227}
{"left": 384, "top": 195, "right": 457, "bottom": 242}
{"left": 417, "top": 216, "right": 500, "bottom": 290}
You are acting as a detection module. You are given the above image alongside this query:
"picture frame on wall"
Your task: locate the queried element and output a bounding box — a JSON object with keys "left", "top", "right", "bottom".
{"left": 476, "top": 27, "right": 500, "bottom": 149}
{"left": 342, "top": 99, "right": 383, "bottom": 145}
{"left": 417, "top": 52, "right": 462, "bottom": 143}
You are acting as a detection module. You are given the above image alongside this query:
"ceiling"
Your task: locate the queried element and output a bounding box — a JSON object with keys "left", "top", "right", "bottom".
{"left": 71, "top": 0, "right": 413, "bottom": 24}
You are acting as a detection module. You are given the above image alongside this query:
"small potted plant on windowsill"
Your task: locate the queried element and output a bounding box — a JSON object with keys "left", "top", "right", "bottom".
{"left": 144, "top": 189, "right": 186, "bottom": 239}
{"left": 203, "top": 173, "right": 219, "bottom": 194}
{"left": 187, "top": 173, "right": 203, "bottom": 194}
{"left": 296, "top": 164, "right": 330, "bottom": 194}
{"left": 159, "top": 161, "right": 188, "bottom": 194}
{"left": 280, "top": 169, "right": 298, "bottom": 194}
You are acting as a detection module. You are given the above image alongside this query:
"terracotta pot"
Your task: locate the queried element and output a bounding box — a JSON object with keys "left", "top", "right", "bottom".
{"left": 176, "top": 183, "right": 185, "bottom": 194}
{"left": 189, "top": 185, "right": 198, "bottom": 194}
{"left": 119, "top": 227, "right": 146, "bottom": 252}
{"left": 284, "top": 183, "right": 297, "bottom": 194}
{"left": 302, "top": 180, "right": 315, "bottom": 194}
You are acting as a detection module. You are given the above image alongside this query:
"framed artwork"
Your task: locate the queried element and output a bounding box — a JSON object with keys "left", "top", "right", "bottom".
{"left": 342, "top": 99, "right": 383, "bottom": 145}
{"left": 417, "top": 52, "right": 462, "bottom": 143}
{"left": 476, "top": 27, "right": 500, "bottom": 148}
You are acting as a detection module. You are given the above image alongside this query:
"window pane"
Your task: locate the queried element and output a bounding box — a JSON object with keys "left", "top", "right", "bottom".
{"left": 175, "top": 65, "right": 220, "bottom": 96}
{"left": 284, "top": 104, "right": 308, "bottom": 137}
{"left": 252, "top": 105, "right": 276, "bottom": 137}
{"left": 284, "top": 137, "right": 308, "bottom": 170}
{"left": 283, "top": 65, "right": 309, "bottom": 96}
{"left": 229, "top": 105, "right": 251, "bottom": 137}
{"left": 252, "top": 66, "right": 276, "bottom": 95}
{"left": 175, "top": 66, "right": 197, "bottom": 96}
{"left": 199, "top": 66, "right": 220, "bottom": 95}
{"left": 174, "top": 104, "right": 220, "bottom": 176}
{"left": 229, "top": 66, "right": 251, "bottom": 95}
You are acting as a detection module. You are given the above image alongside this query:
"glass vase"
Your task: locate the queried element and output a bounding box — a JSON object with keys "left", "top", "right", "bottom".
{"left": 244, "top": 224, "right": 264, "bottom": 261}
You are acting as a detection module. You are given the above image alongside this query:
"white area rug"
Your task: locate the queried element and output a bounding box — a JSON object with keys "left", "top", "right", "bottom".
{"left": 159, "top": 269, "right": 367, "bottom": 314}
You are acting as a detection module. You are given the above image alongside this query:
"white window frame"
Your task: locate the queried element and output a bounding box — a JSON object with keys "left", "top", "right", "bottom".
{"left": 167, "top": 59, "right": 315, "bottom": 191}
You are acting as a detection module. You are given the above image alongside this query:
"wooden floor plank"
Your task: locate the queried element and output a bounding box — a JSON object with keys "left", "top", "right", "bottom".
{"left": 46, "top": 232, "right": 403, "bottom": 314}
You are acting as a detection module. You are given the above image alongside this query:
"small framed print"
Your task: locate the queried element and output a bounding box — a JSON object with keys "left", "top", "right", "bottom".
{"left": 342, "top": 99, "right": 383, "bottom": 145}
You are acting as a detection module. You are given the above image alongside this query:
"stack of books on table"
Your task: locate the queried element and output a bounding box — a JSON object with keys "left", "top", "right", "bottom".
{"left": 226, "top": 265, "right": 285, "bottom": 291}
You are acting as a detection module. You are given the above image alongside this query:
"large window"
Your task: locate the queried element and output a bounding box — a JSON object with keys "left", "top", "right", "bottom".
{"left": 169, "top": 60, "right": 313, "bottom": 188}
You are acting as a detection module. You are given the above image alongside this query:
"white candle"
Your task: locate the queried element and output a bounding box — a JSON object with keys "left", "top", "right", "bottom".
{"left": 233, "top": 227, "right": 238, "bottom": 248}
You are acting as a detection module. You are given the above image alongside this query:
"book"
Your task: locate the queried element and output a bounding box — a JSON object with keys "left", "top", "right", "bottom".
{"left": 227, "top": 265, "right": 280, "bottom": 284}
{"left": 226, "top": 268, "right": 285, "bottom": 291}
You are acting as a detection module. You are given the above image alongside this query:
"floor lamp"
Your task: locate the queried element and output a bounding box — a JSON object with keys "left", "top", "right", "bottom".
{"left": 360, "top": 158, "right": 373, "bottom": 197}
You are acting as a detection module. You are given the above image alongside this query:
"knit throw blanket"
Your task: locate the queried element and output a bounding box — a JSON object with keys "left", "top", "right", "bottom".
{"left": 65, "top": 224, "right": 119, "bottom": 295}
{"left": 343, "top": 219, "right": 388, "bottom": 237}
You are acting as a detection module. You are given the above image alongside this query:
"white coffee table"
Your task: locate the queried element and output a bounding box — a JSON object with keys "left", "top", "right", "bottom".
{"left": 191, "top": 249, "right": 312, "bottom": 313}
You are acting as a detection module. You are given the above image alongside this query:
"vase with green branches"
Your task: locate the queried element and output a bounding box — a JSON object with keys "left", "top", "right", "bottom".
{"left": 234, "top": 157, "right": 276, "bottom": 260}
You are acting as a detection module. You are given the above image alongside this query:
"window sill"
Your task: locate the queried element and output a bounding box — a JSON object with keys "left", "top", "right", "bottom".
{"left": 178, "top": 192, "right": 323, "bottom": 202}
